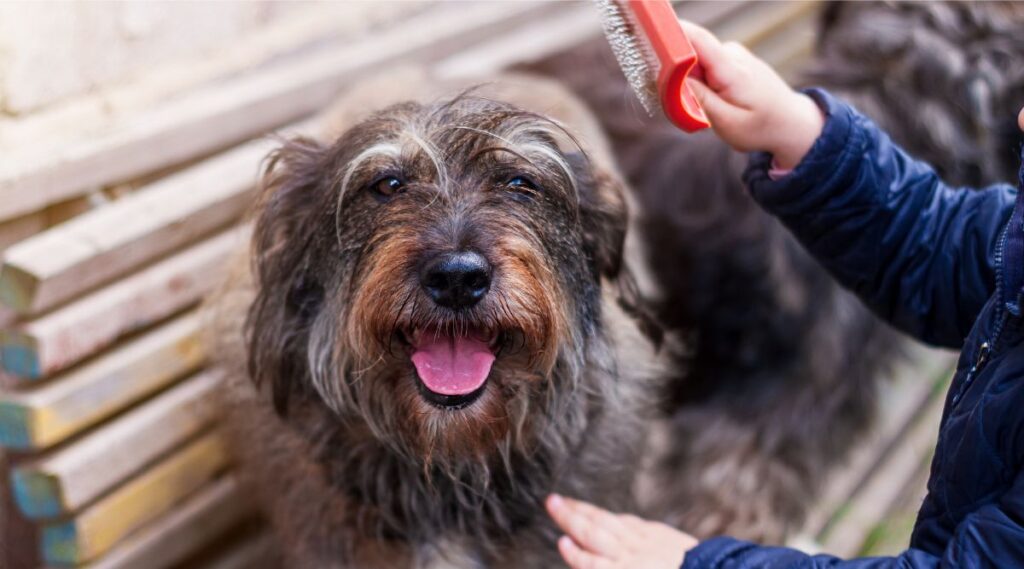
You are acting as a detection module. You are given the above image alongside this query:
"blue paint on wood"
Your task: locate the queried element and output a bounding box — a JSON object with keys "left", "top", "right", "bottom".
{"left": 41, "top": 520, "right": 79, "bottom": 565}
{"left": 11, "top": 469, "right": 62, "bottom": 519}
{"left": 0, "top": 402, "right": 32, "bottom": 449}
{"left": 1, "top": 344, "right": 41, "bottom": 379}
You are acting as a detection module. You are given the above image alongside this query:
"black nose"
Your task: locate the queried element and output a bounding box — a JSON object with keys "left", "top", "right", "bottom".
{"left": 420, "top": 251, "right": 491, "bottom": 309}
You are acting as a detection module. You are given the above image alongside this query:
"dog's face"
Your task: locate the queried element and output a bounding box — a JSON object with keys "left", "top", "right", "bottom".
{"left": 247, "top": 96, "right": 627, "bottom": 464}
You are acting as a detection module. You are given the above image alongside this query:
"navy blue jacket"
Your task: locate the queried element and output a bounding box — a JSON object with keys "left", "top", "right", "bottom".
{"left": 683, "top": 90, "right": 1024, "bottom": 568}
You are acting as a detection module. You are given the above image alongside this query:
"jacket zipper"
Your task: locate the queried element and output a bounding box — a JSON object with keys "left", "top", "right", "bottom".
{"left": 951, "top": 221, "right": 1014, "bottom": 407}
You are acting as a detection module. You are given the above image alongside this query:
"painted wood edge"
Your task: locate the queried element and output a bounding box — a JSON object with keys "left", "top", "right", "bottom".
{"left": 0, "top": 329, "right": 41, "bottom": 380}
{"left": 77, "top": 475, "right": 249, "bottom": 569}
{"left": 2, "top": 225, "right": 249, "bottom": 379}
{"left": 0, "top": 139, "right": 270, "bottom": 316}
{"left": 0, "top": 262, "right": 38, "bottom": 316}
{"left": 41, "top": 431, "right": 229, "bottom": 565}
{"left": 0, "top": 312, "right": 204, "bottom": 451}
{"left": 12, "top": 369, "right": 224, "bottom": 518}
{"left": 10, "top": 468, "right": 64, "bottom": 520}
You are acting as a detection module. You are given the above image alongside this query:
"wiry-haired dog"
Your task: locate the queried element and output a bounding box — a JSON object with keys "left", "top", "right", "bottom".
{"left": 212, "top": 75, "right": 664, "bottom": 568}
{"left": 211, "top": 2, "right": 1024, "bottom": 566}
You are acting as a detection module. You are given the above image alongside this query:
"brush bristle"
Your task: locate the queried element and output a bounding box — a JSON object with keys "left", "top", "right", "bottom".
{"left": 594, "top": 0, "right": 662, "bottom": 116}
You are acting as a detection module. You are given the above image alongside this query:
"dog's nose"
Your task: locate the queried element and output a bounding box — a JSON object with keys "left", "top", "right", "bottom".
{"left": 420, "top": 251, "right": 491, "bottom": 309}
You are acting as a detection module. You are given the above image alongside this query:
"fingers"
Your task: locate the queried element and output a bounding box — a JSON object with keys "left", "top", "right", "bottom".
{"left": 558, "top": 536, "right": 612, "bottom": 569}
{"left": 678, "top": 20, "right": 750, "bottom": 92}
{"left": 685, "top": 77, "right": 727, "bottom": 125}
{"left": 546, "top": 495, "right": 622, "bottom": 556}
{"left": 1018, "top": 106, "right": 1024, "bottom": 132}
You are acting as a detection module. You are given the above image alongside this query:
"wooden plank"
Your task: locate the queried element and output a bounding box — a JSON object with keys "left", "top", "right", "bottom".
{"left": 1, "top": 226, "right": 249, "bottom": 379}
{"left": 0, "top": 312, "right": 204, "bottom": 451}
{"left": 40, "top": 431, "right": 229, "bottom": 565}
{"left": 714, "top": 0, "right": 821, "bottom": 46}
{"left": 74, "top": 476, "right": 250, "bottom": 569}
{"left": 0, "top": 138, "right": 271, "bottom": 315}
{"left": 0, "top": 212, "right": 46, "bottom": 253}
{"left": 436, "top": 1, "right": 747, "bottom": 79}
{"left": 818, "top": 376, "right": 947, "bottom": 557}
{"left": 795, "top": 347, "right": 955, "bottom": 543}
{"left": 745, "top": 6, "right": 819, "bottom": 79}
{"left": 193, "top": 530, "right": 277, "bottom": 569}
{"left": 11, "top": 369, "right": 223, "bottom": 519}
{"left": 0, "top": 1, "right": 565, "bottom": 224}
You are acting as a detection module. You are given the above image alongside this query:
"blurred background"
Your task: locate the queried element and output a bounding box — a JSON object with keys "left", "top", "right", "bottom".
{"left": 0, "top": 1, "right": 973, "bottom": 567}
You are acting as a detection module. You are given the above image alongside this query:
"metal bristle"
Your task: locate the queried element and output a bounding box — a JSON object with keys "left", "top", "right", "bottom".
{"left": 594, "top": 0, "right": 662, "bottom": 116}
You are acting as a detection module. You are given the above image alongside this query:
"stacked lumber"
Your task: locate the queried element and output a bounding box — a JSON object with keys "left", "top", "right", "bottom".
{"left": 0, "top": 2, "right": 602, "bottom": 566}
{"left": 3, "top": 1, "right": 930, "bottom": 567}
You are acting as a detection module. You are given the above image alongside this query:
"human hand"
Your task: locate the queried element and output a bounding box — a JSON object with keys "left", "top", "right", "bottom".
{"left": 679, "top": 20, "right": 824, "bottom": 169}
{"left": 1018, "top": 106, "right": 1023, "bottom": 131}
{"left": 546, "top": 494, "right": 698, "bottom": 569}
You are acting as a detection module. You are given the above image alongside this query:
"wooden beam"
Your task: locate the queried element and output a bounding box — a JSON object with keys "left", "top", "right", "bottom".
{"left": 193, "top": 530, "right": 277, "bottom": 569}
{"left": 713, "top": 0, "right": 821, "bottom": 46}
{"left": 11, "top": 369, "right": 222, "bottom": 519}
{"left": 817, "top": 376, "right": 947, "bottom": 557}
{"left": 0, "top": 2, "right": 566, "bottom": 225}
{"left": 0, "top": 138, "right": 271, "bottom": 315}
{"left": 793, "top": 346, "right": 956, "bottom": 550}
{"left": 0, "top": 312, "right": 204, "bottom": 451}
{"left": 40, "top": 431, "right": 229, "bottom": 565}
{"left": 0, "top": 213, "right": 46, "bottom": 253}
{"left": 74, "top": 476, "right": 250, "bottom": 569}
{"left": 1, "top": 226, "right": 248, "bottom": 379}
{"left": 436, "top": 0, "right": 748, "bottom": 79}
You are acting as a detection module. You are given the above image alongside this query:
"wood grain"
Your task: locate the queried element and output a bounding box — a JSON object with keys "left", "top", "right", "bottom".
{"left": 1, "top": 226, "right": 248, "bottom": 379}
{"left": 0, "top": 1, "right": 564, "bottom": 225}
{"left": 0, "top": 312, "right": 204, "bottom": 450}
{"left": 0, "top": 140, "right": 270, "bottom": 315}
{"left": 76, "top": 476, "right": 250, "bottom": 569}
{"left": 40, "top": 431, "right": 229, "bottom": 565}
{"left": 11, "top": 369, "right": 223, "bottom": 519}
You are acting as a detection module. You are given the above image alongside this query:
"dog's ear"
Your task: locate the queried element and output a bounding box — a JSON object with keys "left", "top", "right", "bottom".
{"left": 571, "top": 153, "right": 628, "bottom": 279}
{"left": 571, "top": 153, "right": 664, "bottom": 344}
{"left": 246, "top": 137, "right": 328, "bottom": 416}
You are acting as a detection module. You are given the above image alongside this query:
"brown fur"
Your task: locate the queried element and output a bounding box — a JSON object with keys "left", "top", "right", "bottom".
{"left": 210, "top": 2, "right": 1024, "bottom": 562}
{"left": 211, "top": 75, "right": 663, "bottom": 568}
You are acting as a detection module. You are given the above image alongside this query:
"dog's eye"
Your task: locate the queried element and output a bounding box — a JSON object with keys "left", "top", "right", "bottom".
{"left": 505, "top": 176, "right": 540, "bottom": 195}
{"left": 370, "top": 176, "right": 405, "bottom": 198}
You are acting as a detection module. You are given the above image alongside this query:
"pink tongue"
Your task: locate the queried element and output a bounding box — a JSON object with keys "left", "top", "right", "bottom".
{"left": 411, "top": 334, "right": 495, "bottom": 396}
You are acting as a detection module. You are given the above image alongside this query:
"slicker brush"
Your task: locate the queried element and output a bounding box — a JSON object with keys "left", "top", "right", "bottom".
{"left": 595, "top": 0, "right": 711, "bottom": 132}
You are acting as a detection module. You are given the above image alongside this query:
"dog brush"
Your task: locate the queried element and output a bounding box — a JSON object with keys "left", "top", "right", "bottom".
{"left": 596, "top": 0, "right": 710, "bottom": 132}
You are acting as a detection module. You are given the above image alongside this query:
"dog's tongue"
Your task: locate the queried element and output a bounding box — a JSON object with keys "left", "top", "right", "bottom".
{"left": 411, "top": 334, "right": 495, "bottom": 396}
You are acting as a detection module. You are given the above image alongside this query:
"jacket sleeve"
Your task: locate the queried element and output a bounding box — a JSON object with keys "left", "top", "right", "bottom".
{"left": 681, "top": 466, "right": 1024, "bottom": 568}
{"left": 743, "top": 89, "right": 1018, "bottom": 349}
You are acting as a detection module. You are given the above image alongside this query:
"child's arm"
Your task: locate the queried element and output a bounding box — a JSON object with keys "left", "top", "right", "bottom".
{"left": 682, "top": 21, "right": 1021, "bottom": 348}
{"left": 549, "top": 468, "right": 1024, "bottom": 569}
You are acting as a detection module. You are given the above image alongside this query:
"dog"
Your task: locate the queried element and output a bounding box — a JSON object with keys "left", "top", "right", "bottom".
{"left": 211, "top": 74, "right": 670, "bottom": 567}
{"left": 210, "top": 2, "right": 1024, "bottom": 566}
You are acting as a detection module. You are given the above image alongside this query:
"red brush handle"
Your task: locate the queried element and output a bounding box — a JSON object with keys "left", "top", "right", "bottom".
{"left": 629, "top": 0, "right": 710, "bottom": 132}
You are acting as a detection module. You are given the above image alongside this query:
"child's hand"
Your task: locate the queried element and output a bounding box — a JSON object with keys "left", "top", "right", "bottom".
{"left": 546, "top": 494, "right": 698, "bottom": 569}
{"left": 680, "top": 21, "right": 824, "bottom": 170}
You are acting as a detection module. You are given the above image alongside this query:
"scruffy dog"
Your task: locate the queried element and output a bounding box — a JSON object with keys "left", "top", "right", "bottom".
{"left": 212, "top": 2, "right": 1024, "bottom": 567}
{"left": 213, "top": 75, "right": 664, "bottom": 568}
